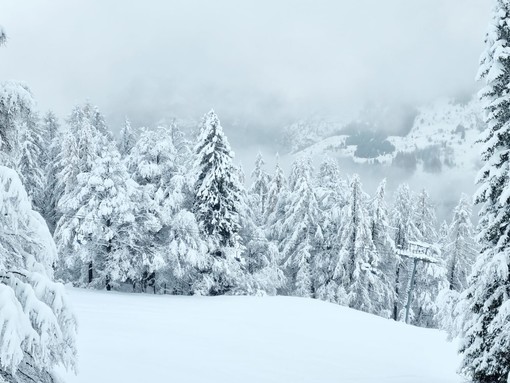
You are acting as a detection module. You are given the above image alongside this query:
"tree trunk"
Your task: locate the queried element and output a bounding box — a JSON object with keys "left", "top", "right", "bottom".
{"left": 88, "top": 261, "right": 93, "bottom": 284}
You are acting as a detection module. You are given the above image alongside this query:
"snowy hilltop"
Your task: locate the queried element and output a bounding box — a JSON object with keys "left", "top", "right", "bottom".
{"left": 283, "top": 97, "right": 483, "bottom": 175}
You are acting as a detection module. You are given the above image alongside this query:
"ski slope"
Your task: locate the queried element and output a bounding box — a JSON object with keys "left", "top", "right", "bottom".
{"left": 57, "top": 288, "right": 462, "bottom": 383}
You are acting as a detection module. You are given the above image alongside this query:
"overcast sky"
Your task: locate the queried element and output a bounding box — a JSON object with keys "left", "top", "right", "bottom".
{"left": 0, "top": 0, "right": 490, "bottom": 133}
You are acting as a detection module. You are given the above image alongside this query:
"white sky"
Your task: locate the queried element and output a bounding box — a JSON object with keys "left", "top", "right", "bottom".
{"left": 0, "top": 0, "right": 490, "bottom": 131}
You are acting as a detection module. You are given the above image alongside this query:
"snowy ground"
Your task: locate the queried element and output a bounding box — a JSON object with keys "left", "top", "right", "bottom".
{"left": 57, "top": 288, "right": 463, "bottom": 383}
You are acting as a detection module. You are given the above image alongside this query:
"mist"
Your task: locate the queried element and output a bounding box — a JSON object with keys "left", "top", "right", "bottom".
{"left": 1, "top": 1, "right": 488, "bottom": 132}
{"left": 0, "top": 0, "right": 491, "bottom": 222}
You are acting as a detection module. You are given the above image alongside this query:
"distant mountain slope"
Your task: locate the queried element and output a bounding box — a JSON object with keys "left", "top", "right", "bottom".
{"left": 284, "top": 98, "right": 483, "bottom": 176}
{"left": 58, "top": 288, "right": 462, "bottom": 383}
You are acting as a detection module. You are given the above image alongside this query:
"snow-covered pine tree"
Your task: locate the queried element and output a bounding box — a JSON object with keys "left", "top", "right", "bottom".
{"left": 459, "top": 2, "right": 510, "bottom": 379}
{"left": 54, "top": 103, "right": 112, "bottom": 284}
{"left": 391, "top": 183, "right": 419, "bottom": 320}
{"left": 249, "top": 152, "right": 271, "bottom": 223}
{"left": 0, "top": 166, "right": 77, "bottom": 383}
{"left": 413, "top": 189, "right": 438, "bottom": 243}
{"left": 17, "top": 110, "right": 46, "bottom": 212}
{"left": 192, "top": 110, "right": 246, "bottom": 295}
{"left": 333, "top": 174, "right": 379, "bottom": 313}
{"left": 445, "top": 194, "right": 477, "bottom": 292}
{"left": 265, "top": 153, "right": 287, "bottom": 228}
{"left": 40, "top": 111, "right": 61, "bottom": 233}
{"left": 437, "top": 195, "right": 478, "bottom": 334}
{"left": 278, "top": 156, "right": 320, "bottom": 297}
{"left": 369, "top": 179, "right": 396, "bottom": 318}
{"left": 126, "top": 124, "right": 192, "bottom": 292}
{"left": 0, "top": 81, "right": 36, "bottom": 168}
{"left": 118, "top": 117, "right": 136, "bottom": 157}
{"left": 313, "top": 158, "right": 346, "bottom": 302}
{"left": 408, "top": 188, "right": 447, "bottom": 328}
{"left": 238, "top": 159, "right": 285, "bottom": 296}
{"left": 438, "top": 220, "right": 450, "bottom": 254}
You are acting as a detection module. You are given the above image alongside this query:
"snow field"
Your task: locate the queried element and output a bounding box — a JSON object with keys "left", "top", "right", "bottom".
{"left": 58, "top": 288, "right": 462, "bottom": 383}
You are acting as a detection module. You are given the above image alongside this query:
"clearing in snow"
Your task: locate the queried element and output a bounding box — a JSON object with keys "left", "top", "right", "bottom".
{"left": 58, "top": 288, "right": 462, "bottom": 383}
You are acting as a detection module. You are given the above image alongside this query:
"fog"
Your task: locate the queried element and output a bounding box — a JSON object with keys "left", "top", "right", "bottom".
{"left": 1, "top": 1, "right": 488, "bottom": 129}
{"left": 0, "top": 1, "right": 491, "bottom": 219}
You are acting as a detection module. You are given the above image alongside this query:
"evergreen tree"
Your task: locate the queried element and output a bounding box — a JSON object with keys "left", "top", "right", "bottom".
{"left": 391, "top": 183, "right": 419, "bottom": 320}
{"left": 0, "top": 166, "right": 77, "bottom": 382}
{"left": 118, "top": 117, "right": 137, "bottom": 157}
{"left": 279, "top": 157, "right": 320, "bottom": 297}
{"left": 265, "top": 153, "right": 287, "bottom": 227}
{"left": 54, "top": 103, "right": 111, "bottom": 284}
{"left": 445, "top": 194, "right": 477, "bottom": 292}
{"left": 249, "top": 152, "right": 270, "bottom": 223}
{"left": 0, "top": 81, "right": 36, "bottom": 168}
{"left": 41, "top": 111, "right": 61, "bottom": 233}
{"left": 409, "top": 188, "right": 446, "bottom": 327}
{"left": 459, "top": 3, "right": 510, "bottom": 378}
{"left": 413, "top": 189, "right": 437, "bottom": 243}
{"left": 125, "top": 125, "right": 185, "bottom": 291}
{"left": 369, "top": 179, "right": 396, "bottom": 318}
{"left": 192, "top": 110, "right": 246, "bottom": 295}
{"left": 313, "top": 158, "right": 346, "bottom": 302}
{"left": 17, "top": 110, "right": 46, "bottom": 212}
{"left": 333, "top": 174, "right": 379, "bottom": 313}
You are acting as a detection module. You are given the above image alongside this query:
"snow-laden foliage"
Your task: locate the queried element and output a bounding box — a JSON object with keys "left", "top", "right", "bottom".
{"left": 407, "top": 188, "right": 447, "bottom": 328}
{"left": 390, "top": 183, "right": 419, "bottom": 320}
{"left": 249, "top": 152, "right": 270, "bottom": 224}
{"left": 192, "top": 110, "right": 246, "bottom": 295}
{"left": 278, "top": 157, "right": 321, "bottom": 297}
{"left": 332, "top": 174, "right": 384, "bottom": 314}
{"left": 445, "top": 194, "right": 477, "bottom": 292}
{"left": 0, "top": 166, "right": 76, "bottom": 382}
{"left": 265, "top": 153, "right": 287, "bottom": 231}
{"left": 54, "top": 103, "right": 116, "bottom": 284}
{"left": 413, "top": 189, "right": 437, "bottom": 243}
{"left": 312, "top": 158, "right": 346, "bottom": 302}
{"left": 118, "top": 118, "right": 136, "bottom": 157}
{"left": 40, "top": 111, "right": 62, "bottom": 233}
{"left": 458, "top": 1, "right": 510, "bottom": 380}
{"left": 369, "top": 179, "right": 397, "bottom": 318}
{"left": 0, "top": 81, "right": 36, "bottom": 168}
{"left": 17, "top": 111, "right": 45, "bottom": 213}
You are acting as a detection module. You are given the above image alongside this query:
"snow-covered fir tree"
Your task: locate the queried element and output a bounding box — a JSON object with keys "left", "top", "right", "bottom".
{"left": 333, "top": 174, "right": 380, "bottom": 313}
{"left": 192, "top": 110, "right": 246, "bottom": 295}
{"left": 118, "top": 117, "right": 137, "bottom": 157}
{"left": 249, "top": 152, "right": 270, "bottom": 223}
{"left": 265, "top": 153, "right": 287, "bottom": 227}
{"left": 0, "top": 82, "right": 36, "bottom": 168}
{"left": 54, "top": 103, "right": 112, "bottom": 284}
{"left": 413, "top": 189, "right": 437, "bottom": 243}
{"left": 391, "top": 183, "right": 419, "bottom": 320}
{"left": 17, "top": 110, "right": 46, "bottom": 212}
{"left": 313, "top": 158, "right": 346, "bottom": 302}
{"left": 278, "top": 156, "right": 321, "bottom": 297}
{"left": 239, "top": 177, "right": 285, "bottom": 296}
{"left": 408, "top": 188, "right": 447, "bottom": 328}
{"left": 445, "top": 194, "right": 477, "bottom": 292}
{"left": 124, "top": 125, "right": 186, "bottom": 291}
{"left": 368, "top": 179, "right": 396, "bottom": 318}
{"left": 40, "top": 111, "right": 61, "bottom": 233}
{"left": 458, "top": 2, "right": 510, "bottom": 380}
{"left": 0, "top": 166, "right": 77, "bottom": 383}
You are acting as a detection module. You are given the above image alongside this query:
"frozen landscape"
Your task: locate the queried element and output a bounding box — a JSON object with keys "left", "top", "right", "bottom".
{"left": 58, "top": 288, "right": 461, "bottom": 383}
{"left": 2, "top": 1, "right": 510, "bottom": 382}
